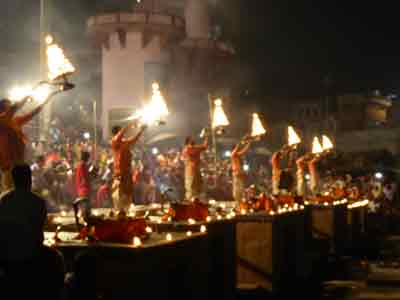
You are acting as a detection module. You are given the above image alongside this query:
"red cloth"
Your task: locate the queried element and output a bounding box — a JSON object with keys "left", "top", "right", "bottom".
{"left": 75, "top": 161, "right": 91, "bottom": 198}
{"left": 96, "top": 184, "right": 110, "bottom": 208}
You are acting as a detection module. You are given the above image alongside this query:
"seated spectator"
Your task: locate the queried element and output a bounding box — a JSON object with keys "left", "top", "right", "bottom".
{"left": 0, "top": 164, "right": 47, "bottom": 261}
{"left": 0, "top": 165, "right": 65, "bottom": 297}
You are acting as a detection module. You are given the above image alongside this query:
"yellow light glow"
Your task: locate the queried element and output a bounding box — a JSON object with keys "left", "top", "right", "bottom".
{"left": 133, "top": 237, "right": 142, "bottom": 247}
{"left": 312, "top": 137, "right": 323, "bottom": 154}
{"left": 32, "top": 84, "right": 51, "bottom": 104}
{"left": 8, "top": 85, "right": 32, "bottom": 102}
{"left": 188, "top": 218, "right": 196, "bottom": 225}
{"left": 45, "top": 35, "right": 54, "bottom": 45}
{"left": 47, "top": 43, "right": 75, "bottom": 81}
{"left": 186, "top": 231, "right": 192, "bottom": 237}
{"left": 212, "top": 99, "right": 229, "bottom": 128}
{"left": 322, "top": 135, "right": 334, "bottom": 151}
{"left": 200, "top": 225, "right": 207, "bottom": 233}
{"left": 134, "top": 82, "right": 169, "bottom": 125}
{"left": 145, "top": 226, "right": 153, "bottom": 234}
{"left": 288, "top": 126, "right": 301, "bottom": 146}
{"left": 206, "top": 216, "right": 212, "bottom": 222}
{"left": 251, "top": 113, "right": 267, "bottom": 137}
{"left": 166, "top": 233, "right": 173, "bottom": 241}
{"left": 61, "top": 211, "right": 67, "bottom": 217}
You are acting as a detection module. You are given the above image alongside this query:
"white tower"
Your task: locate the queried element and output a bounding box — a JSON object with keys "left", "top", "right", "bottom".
{"left": 88, "top": 0, "right": 186, "bottom": 139}
{"left": 88, "top": 0, "right": 233, "bottom": 140}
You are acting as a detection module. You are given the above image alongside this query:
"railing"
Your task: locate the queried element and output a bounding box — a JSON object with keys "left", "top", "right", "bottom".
{"left": 87, "top": 11, "right": 185, "bottom": 30}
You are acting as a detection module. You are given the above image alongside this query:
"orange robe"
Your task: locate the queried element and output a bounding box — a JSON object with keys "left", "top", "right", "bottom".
{"left": 111, "top": 135, "right": 134, "bottom": 210}
{"left": 182, "top": 144, "right": 207, "bottom": 200}
{"left": 0, "top": 111, "right": 33, "bottom": 191}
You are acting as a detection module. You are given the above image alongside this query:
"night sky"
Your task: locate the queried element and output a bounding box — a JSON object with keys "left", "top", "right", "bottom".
{"left": 1, "top": 0, "right": 400, "bottom": 97}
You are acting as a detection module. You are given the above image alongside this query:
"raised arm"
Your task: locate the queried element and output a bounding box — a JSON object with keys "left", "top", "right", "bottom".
{"left": 195, "top": 136, "right": 209, "bottom": 151}
{"left": 14, "top": 90, "right": 60, "bottom": 126}
{"left": 237, "top": 141, "right": 251, "bottom": 156}
{"left": 126, "top": 124, "right": 147, "bottom": 146}
{"left": 113, "top": 119, "right": 139, "bottom": 144}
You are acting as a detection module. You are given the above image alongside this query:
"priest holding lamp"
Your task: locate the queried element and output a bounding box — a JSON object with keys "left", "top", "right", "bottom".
{"left": 232, "top": 113, "right": 266, "bottom": 203}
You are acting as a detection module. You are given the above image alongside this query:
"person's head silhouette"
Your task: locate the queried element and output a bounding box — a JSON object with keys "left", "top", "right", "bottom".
{"left": 12, "top": 164, "right": 32, "bottom": 191}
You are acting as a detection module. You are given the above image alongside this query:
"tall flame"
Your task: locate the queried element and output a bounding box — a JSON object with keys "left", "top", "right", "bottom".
{"left": 322, "top": 135, "right": 334, "bottom": 151}
{"left": 212, "top": 99, "right": 229, "bottom": 128}
{"left": 251, "top": 113, "right": 266, "bottom": 137}
{"left": 288, "top": 126, "right": 301, "bottom": 146}
{"left": 46, "top": 37, "right": 75, "bottom": 81}
{"left": 312, "top": 137, "right": 323, "bottom": 154}
{"left": 135, "top": 82, "right": 169, "bottom": 125}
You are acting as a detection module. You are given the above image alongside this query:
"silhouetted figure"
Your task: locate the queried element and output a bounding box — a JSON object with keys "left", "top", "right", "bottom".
{"left": 0, "top": 164, "right": 65, "bottom": 298}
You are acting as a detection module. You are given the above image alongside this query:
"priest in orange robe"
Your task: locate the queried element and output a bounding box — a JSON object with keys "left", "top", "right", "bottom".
{"left": 111, "top": 121, "right": 146, "bottom": 211}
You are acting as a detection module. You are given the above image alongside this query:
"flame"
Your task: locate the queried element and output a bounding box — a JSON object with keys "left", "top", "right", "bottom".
{"left": 312, "top": 137, "right": 323, "bottom": 154}
{"left": 322, "top": 135, "right": 334, "bottom": 151}
{"left": 134, "top": 82, "right": 169, "bottom": 125}
{"left": 47, "top": 39, "right": 75, "bottom": 81}
{"left": 212, "top": 99, "right": 229, "bottom": 128}
{"left": 288, "top": 126, "right": 301, "bottom": 146}
{"left": 8, "top": 85, "right": 33, "bottom": 102}
{"left": 251, "top": 113, "right": 267, "bottom": 137}
{"left": 32, "top": 84, "right": 51, "bottom": 104}
{"left": 8, "top": 84, "right": 51, "bottom": 103}
{"left": 133, "top": 237, "right": 142, "bottom": 247}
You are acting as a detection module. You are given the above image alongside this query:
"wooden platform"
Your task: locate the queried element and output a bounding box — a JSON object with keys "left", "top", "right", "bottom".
{"left": 151, "top": 219, "right": 236, "bottom": 300}
{"left": 235, "top": 211, "right": 307, "bottom": 293}
{"left": 306, "top": 204, "right": 348, "bottom": 254}
{"left": 50, "top": 233, "right": 210, "bottom": 300}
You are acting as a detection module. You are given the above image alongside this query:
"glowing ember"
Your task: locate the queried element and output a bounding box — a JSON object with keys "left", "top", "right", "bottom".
{"left": 47, "top": 40, "right": 75, "bottom": 81}
{"left": 312, "top": 137, "right": 324, "bottom": 154}
{"left": 212, "top": 99, "right": 229, "bottom": 128}
{"left": 133, "top": 237, "right": 142, "bottom": 247}
{"left": 251, "top": 113, "right": 266, "bottom": 137}
{"left": 200, "top": 225, "right": 207, "bottom": 233}
{"left": 288, "top": 126, "right": 301, "bottom": 146}
{"left": 322, "top": 135, "right": 334, "bottom": 151}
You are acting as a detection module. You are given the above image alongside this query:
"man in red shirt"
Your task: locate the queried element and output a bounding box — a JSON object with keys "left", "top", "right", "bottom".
{"left": 75, "top": 151, "right": 91, "bottom": 199}
{"left": 182, "top": 136, "right": 208, "bottom": 200}
{"left": 111, "top": 121, "right": 146, "bottom": 211}
{"left": 75, "top": 151, "right": 93, "bottom": 218}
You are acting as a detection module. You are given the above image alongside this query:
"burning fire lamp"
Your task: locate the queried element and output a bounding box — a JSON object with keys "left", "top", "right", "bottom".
{"left": 132, "top": 82, "right": 169, "bottom": 126}
{"left": 46, "top": 36, "right": 75, "bottom": 91}
{"left": 212, "top": 99, "right": 229, "bottom": 134}
{"left": 208, "top": 96, "right": 230, "bottom": 171}
{"left": 322, "top": 135, "right": 334, "bottom": 152}
{"left": 312, "top": 137, "right": 324, "bottom": 155}
{"left": 288, "top": 126, "right": 301, "bottom": 147}
{"left": 251, "top": 113, "right": 267, "bottom": 137}
{"left": 241, "top": 113, "right": 267, "bottom": 144}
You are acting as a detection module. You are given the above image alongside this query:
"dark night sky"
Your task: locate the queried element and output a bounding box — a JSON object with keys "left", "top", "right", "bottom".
{"left": 1, "top": 0, "right": 400, "bottom": 97}
{"left": 237, "top": 1, "right": 400, "bottom": 96}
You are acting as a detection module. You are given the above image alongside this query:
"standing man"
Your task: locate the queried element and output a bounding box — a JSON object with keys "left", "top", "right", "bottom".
{"left": 111, "top": 121, "right": 146, "bottom": 211}
{"left": 75, "top": 151, "right": 92, "bottom": 215}
{"left": 231, "top": 141, "right": 251, "bottom": 203}
{"left": 182, "top": 136, "right": 208, "bottom": 200}
{"left": 271, "top": 151, "right": 282, "bottom": 196}
{"left": 0, "top": 93, "right": 56, "bottom": 191}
